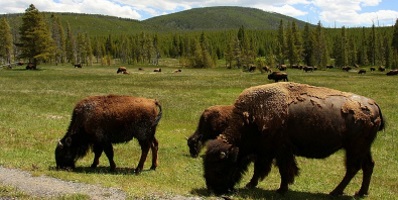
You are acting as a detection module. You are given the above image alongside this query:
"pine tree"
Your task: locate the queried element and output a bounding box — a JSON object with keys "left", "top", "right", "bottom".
{"left": 18, "top": 4, "right": 55, "bottom": 65}
{"left": 357, "top": 27, "right": 368, "bottom": 65}
{"left": 313, "top": 21, "right": 329, "bottom": 68}
{"left": 368, "top": 24, "right": 377, "bottom": 65}
{"left": 287, "top": 21, "right": 302, "bottom": 66}
{"left": 65, "top": 22, "right": 75, "bottom": 63}
{"left": 276, "top": 20, "right": 287, "bottom": 65}
{"left": 334, "top": 26, "right": 348, "bottom": 67}
{"left": 302, "top": 23, "right": 315, "bottom": 66}
{"left": 50, "top": 14, "right": 65, "bottom": 64}
{"left": 392, "top": 19, "right": 398, "bottom": 68}
{"left": 0, "top": 17, "right": 13, "bottom": 66}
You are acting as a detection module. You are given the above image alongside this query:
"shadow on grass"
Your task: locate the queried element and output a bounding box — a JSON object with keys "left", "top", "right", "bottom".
{"left": 49, "top": 166, "right": 156, "bottom": 175}
{"left": 191, "top": 187, "right": 356, "bottom": 200}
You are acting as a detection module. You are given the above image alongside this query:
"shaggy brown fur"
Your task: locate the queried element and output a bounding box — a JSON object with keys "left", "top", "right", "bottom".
{"left": 55, "top": 95, "right": 162, "bottom": 174}
{"left": 187, "top": 105, "right": 234, "bottom": 158}
{"left": 203, "top": 82, "right": 384, "bottom": 196}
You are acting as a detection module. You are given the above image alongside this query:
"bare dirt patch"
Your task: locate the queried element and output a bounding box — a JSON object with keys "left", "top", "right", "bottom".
{"left": 0, "top": 166, "right": 126, "bottom": 199}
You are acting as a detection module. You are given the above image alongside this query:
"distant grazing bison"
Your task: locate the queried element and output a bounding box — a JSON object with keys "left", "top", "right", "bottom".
{"left": 303, "top": 66, "right": 314, "bottom": 72}
{"left": 26, "top": 63, "right": 36, "bottom": 70}
{"left": 358, "top": 69, "right": 366, "bottom": 74}
{"left": 267, "top": 72, "right": 288, "bottom": 82}
{"left": 261, "top": 66, "right": 271, "bottom": 73}
{"left": 74, "top": 64, "right": 82, "bottom": 68}
{"left": 342, "top": 66, "right": 351, "bottom": 71}
{"left": 117, "top": 67, "right": 129, "bottom": 74}
{"left": 153, "top": 68, "right": 161, "bottom": 72}
{"left": 55, "top": 95, "right": 162, "bottom": 174}
{"left": 386, "top": 69, "right": 398, "bottom": 76}
{"left": 203, "top": 82, "right": 384, "bottom": 197}
{"left": 187, "top": 105, "right": 234, "bottom": 158}
{"left": 248, "top": 65, "right": 256, "bottom": 72}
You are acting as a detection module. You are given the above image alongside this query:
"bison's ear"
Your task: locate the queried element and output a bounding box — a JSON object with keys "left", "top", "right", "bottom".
{"left": 65, "top": 137, "right": 72, "bottom": 147}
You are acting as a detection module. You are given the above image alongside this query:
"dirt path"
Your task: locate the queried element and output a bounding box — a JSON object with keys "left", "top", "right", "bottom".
{"left": 0, "top": 166, "right": 127, "bottom": 199}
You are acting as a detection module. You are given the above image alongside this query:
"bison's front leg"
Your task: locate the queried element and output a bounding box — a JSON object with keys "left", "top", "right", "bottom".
{"left": 91, "top": 144, "right": 103, "bottom": 168}
{"left": 103, "top": 143, "right": 116, "bottom": 171}
{"left": 150, "top": 137, "right": 159, "bottom": 170}
{"left": 246, "top": 156, "right": 273, "bottom": 189}
{"left": 136, "top": 139, "right": 151, "bottom": 174}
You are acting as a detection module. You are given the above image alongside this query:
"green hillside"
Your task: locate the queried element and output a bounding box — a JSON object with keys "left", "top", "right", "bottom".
{"left": 144, "top": 6, "right": 310, "bottom": 31}
{"left": 1, "top": 6, "right": 312, "bottom": 36}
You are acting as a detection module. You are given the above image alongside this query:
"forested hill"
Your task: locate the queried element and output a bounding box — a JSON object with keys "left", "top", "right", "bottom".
{"left": 1, "top": 6, "right": 310, "bottom": 36}
{"left": 143, "top": 6, "right": 310, "bottom": 31}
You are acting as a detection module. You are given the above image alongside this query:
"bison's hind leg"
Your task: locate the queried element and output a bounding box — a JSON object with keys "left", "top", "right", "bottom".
{"left": 356, "top": 152, "right": 375, "bottom": 197}
{"left": 91, "top": 144, "right": 103, "bottom": 168}
{"left": 135, "top": 139, "right": 152, "bottom": 174}
{"left": 330, "top": 150, "right": 364, "bottom": 196}
{"left": 150, "top": 137, "right": 159, "bottom": 170}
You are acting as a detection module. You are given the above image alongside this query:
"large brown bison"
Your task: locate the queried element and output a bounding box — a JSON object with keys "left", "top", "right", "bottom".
{"left": 203, "top": 82, "right": 384, "bottom": 197}
{"left": 267, "top": 72, "right": 288, "bottom": 82}
{"left": 187, "top": 105, "right": 234, "bottom": 158}
{"left": 55, "top": 95, "right": 162, "bottom": 174}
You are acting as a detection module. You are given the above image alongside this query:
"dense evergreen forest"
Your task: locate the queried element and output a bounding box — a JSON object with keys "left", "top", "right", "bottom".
{"left": 1, "top": 4, "right": 398, "bottom": 69}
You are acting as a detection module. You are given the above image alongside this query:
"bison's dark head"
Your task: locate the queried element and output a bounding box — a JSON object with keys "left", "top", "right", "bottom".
{"left": 187, "top": 133, "right": 203, "bottom": 158}
{"left": 55, "top": 137, "right": 77, "bottom": 170}
{"left": 203, "top": 140, "right": 241, "bottom": 195}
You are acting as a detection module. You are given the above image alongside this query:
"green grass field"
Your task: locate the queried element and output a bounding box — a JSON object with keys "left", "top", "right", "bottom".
{"left": 0, "top": 63, "right": 397, "bottom": 199}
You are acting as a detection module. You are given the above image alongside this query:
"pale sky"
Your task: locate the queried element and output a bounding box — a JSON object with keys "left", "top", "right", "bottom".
{"left": 0, "top": 0, "right": 397, "bottom": 28}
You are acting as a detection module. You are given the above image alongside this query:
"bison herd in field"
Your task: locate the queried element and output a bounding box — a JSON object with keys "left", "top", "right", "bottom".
{"left": 241, "top": 64, "right": 398, "bottom": 80}
{"left": 55, "top": 81, "right": 384, "bottom": 198}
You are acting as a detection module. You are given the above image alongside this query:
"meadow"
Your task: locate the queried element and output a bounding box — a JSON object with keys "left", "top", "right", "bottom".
{"left": 0, "top": 62, "right": 397, "bottom": 199}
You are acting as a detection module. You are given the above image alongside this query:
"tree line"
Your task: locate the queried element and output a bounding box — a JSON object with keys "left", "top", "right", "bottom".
{"left": 1, "top": 4, "right": 398, "bottom": 69}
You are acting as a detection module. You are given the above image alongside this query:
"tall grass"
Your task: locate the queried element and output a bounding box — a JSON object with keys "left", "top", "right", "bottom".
{"left": 0, "top": 64, "right": 397, "bottom": 199}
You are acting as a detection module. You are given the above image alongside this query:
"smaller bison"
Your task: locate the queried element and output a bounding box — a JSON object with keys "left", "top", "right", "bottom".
{"left": 358, "top": 69, "right": 366, "bottom": 74}
{"left": 26, "top": 63, "right": 36, "bottom": 70}
{"left": 303, "top": 66, "right": 314, "bottom": 72}
{"left": 386, "top": 69, "right": 398, "bottom": 76}
{"left": 117, "top": 67, "right": 129, "bottom": 74}
{"left": 248, "top": 65, "right": 256, "bottom": 72}
{"left": 342, "top": 66, "right": 351, "bottom": 71}
{"left": 153, "top": 68, "right": 161, "bottom": 72}
{"left": 187, "top": 105, "right": 234, "bottom": 158}
{"left": 268, "top": 72, "right": 288, "bottom": 82}
{"left": 55, "top": 95, "right": 162, "bottom": 174}
{"left": 74, "top": 64, "right": 82, "bottom": 68}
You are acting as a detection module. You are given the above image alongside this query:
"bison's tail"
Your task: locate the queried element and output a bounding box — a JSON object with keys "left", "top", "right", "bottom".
{"left": 154, "top": 100, "right": 162, "bottom": 125}
{"left": 377, "top": 103, "right": 385, "bottom": 131}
